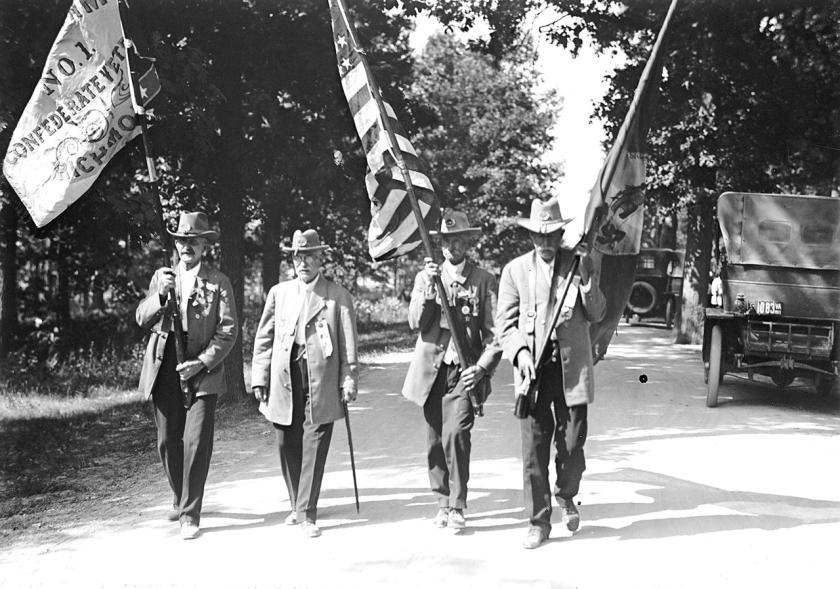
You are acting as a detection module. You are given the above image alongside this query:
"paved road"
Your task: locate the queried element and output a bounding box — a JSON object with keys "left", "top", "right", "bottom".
{"left": 3, "top": 325, "right": 840, "bottom": 588}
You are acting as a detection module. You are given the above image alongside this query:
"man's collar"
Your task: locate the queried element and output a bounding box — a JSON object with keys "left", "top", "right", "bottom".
{"left": 179, "top": 261, "right": 202, "bottom": 276}
{"left": 442, "top": 259, "right": 466, "bottom": 275}
{"left": 298, "top": 272, "right": 321, "bottom": 291}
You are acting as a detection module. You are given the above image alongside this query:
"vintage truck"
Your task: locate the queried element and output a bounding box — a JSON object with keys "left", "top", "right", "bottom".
{"left": 703, "top": 192, "right": 840, "bottom": 407}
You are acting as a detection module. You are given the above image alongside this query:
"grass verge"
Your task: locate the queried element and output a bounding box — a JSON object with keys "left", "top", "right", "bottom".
{"left": 0, "top": 320, "right": 414, "bottom": 549}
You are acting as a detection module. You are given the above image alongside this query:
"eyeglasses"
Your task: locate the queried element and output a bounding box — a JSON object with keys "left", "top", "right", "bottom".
{"left": 175, "top": 237, "right": 205, "bottom": 246}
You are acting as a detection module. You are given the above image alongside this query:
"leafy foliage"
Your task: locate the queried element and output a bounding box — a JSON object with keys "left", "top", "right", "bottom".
{"left": 408, "top": 34, "right": 561, "bottom": 270}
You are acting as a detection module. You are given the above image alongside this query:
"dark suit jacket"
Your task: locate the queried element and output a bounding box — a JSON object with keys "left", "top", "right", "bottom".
{"left": 136, "top": 264, "right": 238, "bottom": 398}
{"left": 496, "top": 250, "right": 606, "bottom": 406}
{"left": 401, "top": 261, "right": 501, "bottom": 407}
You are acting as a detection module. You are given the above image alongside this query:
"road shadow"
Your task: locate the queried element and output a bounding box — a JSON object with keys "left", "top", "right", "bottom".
{"left": 577, "top": 467, "right": 840, "bottom": 541}
{"left": 198, "top": 485, "right": 526, "bottom": 536}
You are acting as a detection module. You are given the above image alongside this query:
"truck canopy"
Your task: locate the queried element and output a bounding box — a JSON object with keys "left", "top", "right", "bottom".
{"left": 718, "top": 192, "right": 840, "bottom": 271}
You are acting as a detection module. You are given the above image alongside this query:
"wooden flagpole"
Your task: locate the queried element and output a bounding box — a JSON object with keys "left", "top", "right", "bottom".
{"left": 123, "top": 37, "right": 193, "bottom": 408}
{"left": 335, "top": 0, "right": 480, "bottom": 409}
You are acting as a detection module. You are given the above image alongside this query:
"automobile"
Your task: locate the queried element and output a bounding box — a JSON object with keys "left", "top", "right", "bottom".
{"left": 702, "top": 191, "right": 840, "bottom": 407}
{"left": 624, "top": 248, "right": 684, "bottom": 328}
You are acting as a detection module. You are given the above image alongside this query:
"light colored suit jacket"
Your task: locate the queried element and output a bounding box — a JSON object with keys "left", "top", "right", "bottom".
{"left": 401, "top": 261, "right": 501, "bottom": 407}
{"left": 251, "top": 274, "right": 358, "bottom": 426}
{"left": 496, "top": 250, "right": 606, "bottom": 406}
{"left": 136, "top": 264, "right": 238, "bottom": 398}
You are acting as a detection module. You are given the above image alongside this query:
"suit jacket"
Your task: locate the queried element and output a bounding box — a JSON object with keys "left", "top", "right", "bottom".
{"left": 251, "top": 274, "right": 358, "bottom": 426}
{"left": 401, "top": 261, "right": 502, "bottom": 407}
{"left": 496, "top": 250, "right": 606, "bottom": 406}
{"left": 136, "top": 264, "right": 238, "bottom": 398}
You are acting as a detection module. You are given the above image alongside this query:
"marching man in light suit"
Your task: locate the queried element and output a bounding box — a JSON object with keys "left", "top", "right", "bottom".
{"left": 496, "top": 196, "right": 606, "bottom": 549}
{"left": 251, "top": 228, "right": 359, "bottom": 538}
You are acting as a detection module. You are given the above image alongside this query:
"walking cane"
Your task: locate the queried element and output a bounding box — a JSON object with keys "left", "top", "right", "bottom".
{"left": 342, "top": 399, "right": 360, "bottom": 513}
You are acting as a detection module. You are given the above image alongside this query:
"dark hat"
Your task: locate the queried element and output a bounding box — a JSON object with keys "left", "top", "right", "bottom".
{"left": 429, "top": 210, "right": 481, "bottom": 237}
{"left": 167, "top": 211, "right": 219, "bottom": 241}
{"left": 515, "top": 197, "right": 573, "bottom": 234}
{"left": 281, "top": 229, "right": 330, "bottom": 254}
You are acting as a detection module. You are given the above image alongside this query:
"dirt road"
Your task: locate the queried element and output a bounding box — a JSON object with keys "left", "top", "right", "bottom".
{"left": 3, "top": 325, "right": 839, "bottom": 588}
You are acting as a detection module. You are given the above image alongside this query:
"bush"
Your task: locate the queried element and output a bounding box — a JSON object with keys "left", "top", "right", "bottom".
{"left": 355, "top": 295, "right": 408, "bottom": 333}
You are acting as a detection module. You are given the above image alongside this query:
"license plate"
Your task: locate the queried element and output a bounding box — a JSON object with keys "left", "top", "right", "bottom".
{"left": 755, "top": 301, "right": 782, "bottom": 315}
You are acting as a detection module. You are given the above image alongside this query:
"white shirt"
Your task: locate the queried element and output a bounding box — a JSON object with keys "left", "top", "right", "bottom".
{"left": 536, "top": 254, "right": 555, "bottom": 290}
{"left": 294, "top": 272, "right": 321, "bottom": 345}
{"left": 179, "top": 262, "right": 201, "bottom": 331}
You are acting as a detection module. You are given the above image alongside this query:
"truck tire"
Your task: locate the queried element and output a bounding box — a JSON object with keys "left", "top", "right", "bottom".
{"left": 706, "top": 324, "right": 723, "bottom": 408}
{"left": 627, "top": 281, "right": 658, "bottom": 316}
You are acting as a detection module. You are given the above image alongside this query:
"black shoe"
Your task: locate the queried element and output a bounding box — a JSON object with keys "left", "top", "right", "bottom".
{"left": 559, "top": 498, "right": 580, "bottom": 532}
{"left": 522, "top": 525, "right": 548, "bottom": 549}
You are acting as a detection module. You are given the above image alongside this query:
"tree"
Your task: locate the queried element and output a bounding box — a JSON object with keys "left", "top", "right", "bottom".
{"left": 408, "top": 33, "right": 561, "bottom": 270}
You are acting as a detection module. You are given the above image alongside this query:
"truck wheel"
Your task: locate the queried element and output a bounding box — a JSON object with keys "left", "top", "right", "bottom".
{"left": 771, "top": 371, "right": 794, "bottom": 389}
{"left": 706, "top": 325, "right": 723, "bottom": 408}
{"left": 628, "top": 281, "right": 657, "bottom": 316}
{"left": 665, "top": 298, "right": 675, "bottom": 329}
{"left": 816, "top": 376, "right": 835, "bottom": 397}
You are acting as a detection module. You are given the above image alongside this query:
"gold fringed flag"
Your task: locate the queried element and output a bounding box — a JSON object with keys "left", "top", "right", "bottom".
{"left": 583, "top": 0, "right": 680, "bottom": 361}
{"left": 3, "top": 0, "right": 142, "bottom": 227}
{"left": 328, "top": 0, "right": 441, "bottom": 262}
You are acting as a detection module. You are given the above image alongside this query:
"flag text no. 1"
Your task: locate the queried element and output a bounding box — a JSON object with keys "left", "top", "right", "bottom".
{"left": 3, "top": 0, "right": 141, "bottom": 227}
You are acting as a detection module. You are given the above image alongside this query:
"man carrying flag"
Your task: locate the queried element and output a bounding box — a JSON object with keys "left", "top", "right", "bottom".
{"left": 496, "top": 0, "right": 679, "bottom": 550}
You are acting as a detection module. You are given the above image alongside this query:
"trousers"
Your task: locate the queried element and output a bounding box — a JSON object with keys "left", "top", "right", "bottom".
{"left": 152, "top": 336, "right": 217, "bottom": 526}
{"left": 520, "top": 360, "right": 588, "bottom": 532}
{"left": 423, "top": 362, "right": 474, "bottom": 510}
{"left": 273, "top": 352, "right": 334, "bottom": 523}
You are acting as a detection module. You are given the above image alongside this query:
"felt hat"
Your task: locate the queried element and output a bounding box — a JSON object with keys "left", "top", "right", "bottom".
{"left": 167, "top": 211, "right": 219, "bottom": 241}
{"left": 281, "top": 229, "right": 330, "bottom": 253}
{"left": 429, "top": 210, "right": 481, "bottom": 237}
{"left": 515, "top": 196, "right": 573, "bottom": 234}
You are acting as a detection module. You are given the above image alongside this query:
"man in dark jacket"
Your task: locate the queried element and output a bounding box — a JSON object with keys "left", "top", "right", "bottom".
{"left": 401, "top": 210, "right": 501, "bottom": 532}
{"left": 136, "top": 211, "right": 238, "bottom": 540}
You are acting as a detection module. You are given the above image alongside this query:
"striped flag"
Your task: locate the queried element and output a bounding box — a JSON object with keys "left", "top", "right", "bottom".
{"left": 583, "top": 0, "right": 680, "bottom": 361}
{"left": 328, "top": 0, "right": 441, "bottom": 262}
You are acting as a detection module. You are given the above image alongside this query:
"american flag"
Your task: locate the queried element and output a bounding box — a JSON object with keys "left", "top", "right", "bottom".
{"left": 329, "top": 0, "right": 441, "bottom": 262}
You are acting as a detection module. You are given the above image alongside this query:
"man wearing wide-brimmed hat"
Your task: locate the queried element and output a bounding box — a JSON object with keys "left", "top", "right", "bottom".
{"left": 496, "top": 196, "right": 606, "bottom": 549}
{"left": 401, "top": 210, "right": 501, "bottom": 533}
{"left": 136, "top": 211, "right": 238, "bottom": 540}
{"left": 251, "top": 228, "right": 358, "bottom": 538}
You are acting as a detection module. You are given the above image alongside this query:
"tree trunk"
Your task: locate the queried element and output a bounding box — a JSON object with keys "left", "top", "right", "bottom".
{"left": 261, "top": 195, "right": 283, "bottom": 294}
{"left": 0, "top": 197, "right": 18, "bottom": 358}
{"left": 214, "top": 5, "right": 248, "bottom": 402}
{"left": 675, "top": 189, "right": 715, "bottom": 344}
{"left": 56, "top": 242, "right": 71, "bottom": 328}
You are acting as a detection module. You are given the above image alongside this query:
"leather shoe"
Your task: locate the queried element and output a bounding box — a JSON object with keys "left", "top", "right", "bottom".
{"left": 432, "top": 508, "right": 449, "bottom": 528}
{"left": 559, "top": 498, "right": 580, "bottom": 532}
{"left": 284, "top": 512, "right": 298, "bottom": 526}
{"left": 522, "top": 525, "right": 548, "bottom": 550}
{"left": 447, "top": 508, "right": 466, "bottom": 531}
{"left": 180, "top": 522, "right": 200, "bottom": 540}
{"left": 301, "top": 520, "right": 321, "bottom": 538}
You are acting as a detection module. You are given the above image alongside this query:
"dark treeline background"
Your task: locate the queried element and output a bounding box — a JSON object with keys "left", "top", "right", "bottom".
{"left": 1, "top": 0, "right": 838, "bottom": 400}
